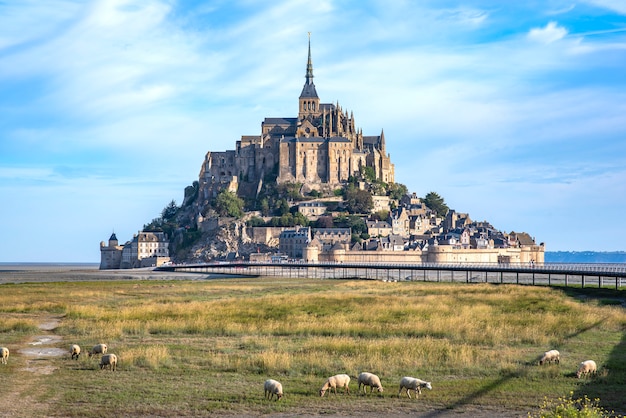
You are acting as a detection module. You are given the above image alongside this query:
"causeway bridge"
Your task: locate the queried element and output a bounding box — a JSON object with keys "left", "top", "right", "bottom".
{"left": 157, "top": 262, "right": 626, "bottom": 289}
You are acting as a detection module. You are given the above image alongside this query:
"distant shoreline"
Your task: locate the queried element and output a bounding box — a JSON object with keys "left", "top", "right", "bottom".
{"left": 0, "top": 265, "right": 206, "bottom": 284}
{"left": 0, "top": 262, "right": 99, "bottom": 269}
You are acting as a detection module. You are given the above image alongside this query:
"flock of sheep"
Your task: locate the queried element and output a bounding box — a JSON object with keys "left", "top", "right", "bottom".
{"left": 264, "top": 350, "right": 598, "bottom": 402}
{"left": 539, "top": 349, "right": 598, "bottom": 379}
{"left": 69, "top": 343, "right": 118, "bottom": 371}
{"left": 0, "top": 343, "right": 116, "bottom": 371}
{"left": 0, "top": 344, "right": 598, "bottom": 401}
{"left": 264, "top": 372, "right": 432, "bottom": 401}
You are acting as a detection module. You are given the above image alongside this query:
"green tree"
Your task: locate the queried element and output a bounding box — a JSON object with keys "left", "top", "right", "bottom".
{"left": 214, "top": 190, "right": 244, "bottom": 218}
{"left": 334, "top": 214, "right": 367, "bottom": 234}
{"left": 423, "top": 191, "right": 449, "bottom": 218}
{"left": 344, "top": 186, "right": 373, "bottom": 214}
{"left": 293, "top": 211, "right": 310, "bottom": 226}
{"left": 161, "top": 200, "right": 179, "bottom": 221}
{"left": 361, "top": 165, "right": 377, "bottom": 182}
{"left": 246, "top": 216, "right": 266, "bottom": 227}
{"left": 259, "top": 198, "right": 270, "bottom": 216}
{"left": 387, "top": 182, "right": 408, "bottom": 201}
{"left": 372, "top": 210, "right": 390, "bottom": 221}
{"left": 277, "top": 198, "right": 290, "bottom": 216}
{"left": 277, "top": 182, "right": 303, "bottom": 201}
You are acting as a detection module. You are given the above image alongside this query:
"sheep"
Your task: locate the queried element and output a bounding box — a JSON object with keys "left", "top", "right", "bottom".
{"left": 0, "top": 347, "right": 8, "bottom": 365}
{"left": 99, "top": 353, "right": 117, "bottom": 371}
{"left": 88, "top": 343, "right": 108, "bottom": 358}
{"left": 320, "top": 374, "right": 351, "bottom": 397}
{"left": 358, "top": 372, "right": 384, "bottom": 394}
{"left": 264, "top": 379, "right": 283, "bottom": 401}
{"left": 398, "top": 376, "right": 432, "bottom": 399}
{"left": 539, "top": 349, "right": 560, "bottom": 365}
{"left": 576, "top": 360, "right": 597, "bottom": 379}
{"left": 70, "top": 344, "right": 81, "bottom": 360}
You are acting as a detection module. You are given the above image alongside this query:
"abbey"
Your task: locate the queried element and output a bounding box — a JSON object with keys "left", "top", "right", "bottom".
{"left": 199, "top": 38, "right": 395, "bottom": 199}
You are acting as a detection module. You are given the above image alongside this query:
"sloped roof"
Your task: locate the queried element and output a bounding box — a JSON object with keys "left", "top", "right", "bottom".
{"left": 264, "top": 117, "right": 297, "bottom": 125}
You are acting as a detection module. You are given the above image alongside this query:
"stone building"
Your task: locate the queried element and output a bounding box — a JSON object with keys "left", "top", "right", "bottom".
{"left": 278, "top": 227, "right": 311, "bottom": 259}
{"left": 99, "top": 231, "right": 170, "bottom": 270}
{"left": 99, "top": 233, "right": 123, "bottom": 270}
{"left": 198, "top": 37, "right": 394, "bottom": 201}
{"left": 313, "top": 228, "right": 351, "bottom": 251}
{"left": 298, "top": 201, "right": 327, "bottom": 217}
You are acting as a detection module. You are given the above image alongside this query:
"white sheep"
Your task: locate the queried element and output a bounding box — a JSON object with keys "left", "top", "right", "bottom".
{"left": 320, "top": 374, "right": 351, "bottom": 397}
{"left": 88, "top": 343, "right": 108, "bottom": 358}
{"left": 576, "top": 360, "right": 597, "bottom": 379}
{"left": 70, "top": 344, "right": 81, "bottom": 360}
{"left": 0, "top": 347, "right": 8, "bottom": 365}
{"left": 539, "top": 349, "right": 560, "bottom": 365}
{"left": 99, "top": 353, "right": 118, "bottom": 371}
{"left": 264, "top": 379, "right": 283, "bottom": 401}
{"left": 398, "top": 376, "right": 432, "bottom": 399}
{"left": 358, "top": 372, "right": 384, "bottom": 394}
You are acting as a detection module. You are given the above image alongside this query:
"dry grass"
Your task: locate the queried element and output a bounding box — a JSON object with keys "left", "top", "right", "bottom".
{"left": 0, "top": 277, "right": 624, "bottom": 417}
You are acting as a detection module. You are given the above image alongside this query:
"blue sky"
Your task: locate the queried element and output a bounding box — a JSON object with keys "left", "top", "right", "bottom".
{"left": 1, "top": 0, "right": 625, "bottom": 262}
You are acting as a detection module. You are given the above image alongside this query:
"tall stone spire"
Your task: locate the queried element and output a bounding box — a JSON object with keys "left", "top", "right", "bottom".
{"left": 305, "top": 33, "right": 314, "bottom": 82}
{"left": 299, "top": 32, "right": 318, "bottom": 100}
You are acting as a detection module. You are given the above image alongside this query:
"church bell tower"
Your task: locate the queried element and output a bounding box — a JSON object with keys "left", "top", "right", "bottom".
{"left": 298, "top": 33, "right": 320, "bottom": 119}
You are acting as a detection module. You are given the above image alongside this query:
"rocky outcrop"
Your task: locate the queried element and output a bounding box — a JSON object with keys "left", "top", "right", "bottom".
{"left": 183, "top": 218, "right": 275, "bottom": 263}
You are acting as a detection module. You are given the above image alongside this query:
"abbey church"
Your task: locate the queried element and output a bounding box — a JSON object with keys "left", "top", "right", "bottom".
{"left": 199, "top": 38, "right": 395, "bottom": 199}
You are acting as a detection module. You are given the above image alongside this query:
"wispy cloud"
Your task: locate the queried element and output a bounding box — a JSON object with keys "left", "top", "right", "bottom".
{"left": 583, "top": 0, "right": 626, "bottom": 14}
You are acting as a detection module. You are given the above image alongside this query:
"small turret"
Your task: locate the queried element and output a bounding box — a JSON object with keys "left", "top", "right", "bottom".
{"left": 108, "top": 232, "right": 118, "bottom": 247}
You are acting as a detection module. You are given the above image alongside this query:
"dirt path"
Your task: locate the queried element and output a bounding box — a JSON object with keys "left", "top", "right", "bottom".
{"left": 0, "top": 315, "right": 66, "bottom": 417}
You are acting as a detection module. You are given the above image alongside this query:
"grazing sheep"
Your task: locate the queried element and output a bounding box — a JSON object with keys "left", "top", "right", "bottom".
{"left": 539, "top": 349, "right": 560, "bottom": 365}
{"left": 70, "top": 344, "right": 81, "bottom": 360}
{"left": 99, "top": 353, "right": 117, "bottom": 371}
{"left": 0, "top": 347, "right": 8, "bottom": 365}
{"left": 88, "top": 343, "right": 107, "bottom": 358}
{"left": 264, "top": 379, "right": 283, "bottom": 401}
{"left": 358, "top": 372, "right": 384, "bottom": 394}
{"left": 320, "top": 374, "right": 351, "bottom": 397}
{"left": 576, "top": 360, "right": 597, "bottom": 379}
{"left": 398, "top": 376, "right": 432, "bottom": 399}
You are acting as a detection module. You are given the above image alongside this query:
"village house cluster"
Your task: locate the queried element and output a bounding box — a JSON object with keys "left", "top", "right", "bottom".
{"left": 264, "top": 192, "right": 544, "bottom": 264}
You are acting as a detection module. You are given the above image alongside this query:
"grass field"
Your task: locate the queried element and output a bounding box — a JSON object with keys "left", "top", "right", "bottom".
{"left": 0, "top": 276, "right": 625, "bottom": 417}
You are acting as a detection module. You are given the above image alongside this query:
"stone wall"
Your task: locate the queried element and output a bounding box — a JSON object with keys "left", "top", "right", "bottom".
{"left": 310, "top": 245, "right": 545, "bottom": 265}
{"left": 249, "top": 227, "right": 285, "bottom": 244}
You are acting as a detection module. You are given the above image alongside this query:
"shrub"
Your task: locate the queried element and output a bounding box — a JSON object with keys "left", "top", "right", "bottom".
{"left": 528, "top": 393, "right": 621, "bottom": 418}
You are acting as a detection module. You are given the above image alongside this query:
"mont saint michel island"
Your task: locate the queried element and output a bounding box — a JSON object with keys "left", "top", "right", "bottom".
{"left": 100, "top": 39, "right": 544, "bottom": 270}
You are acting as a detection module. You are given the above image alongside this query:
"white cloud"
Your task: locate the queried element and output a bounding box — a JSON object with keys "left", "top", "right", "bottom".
{"left": 527, "top": 21, "right": 568, "bottom": 44}
{"left": 583, "top": 0, "right": 626, "bottom": 14}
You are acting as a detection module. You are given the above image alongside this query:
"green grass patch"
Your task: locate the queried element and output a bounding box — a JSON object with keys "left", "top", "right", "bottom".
{"left": 0, "top": 278, "right": 624, "bottom": 417}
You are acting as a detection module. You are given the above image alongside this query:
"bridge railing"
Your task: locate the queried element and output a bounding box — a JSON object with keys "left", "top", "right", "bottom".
{"left": 157, "top": 261, "right": 626, "bottom": 290}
